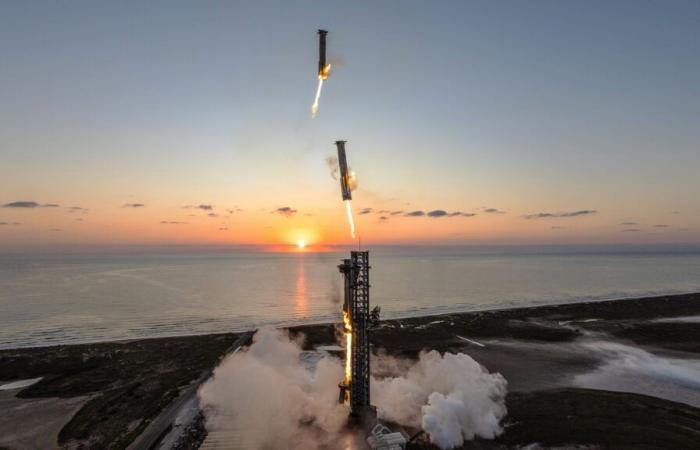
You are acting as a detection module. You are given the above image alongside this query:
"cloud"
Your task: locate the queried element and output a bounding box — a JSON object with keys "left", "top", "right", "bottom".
{"left": 183, "top": 204, "right": 214, "bottom": 211}
{"left": 654, "top": 224, "right": 668, "bottom": 228}
{"left": 274, "top": 207, "right": 298, "bottom": 218}
{"left": 219, "top": 227, "right": 228, "bottom": 231}
{"left": 378, "top": 216, "right": 389, "bottom": 221}
{"left": 67, "top": 206, "right": 88, "bottom": 213}
{"left": 122, "top": 203, "right": 145, "bottom": 208}
{"left": 160, "top": 221, "right": 188, "bottom": 225}
{"left": 359, "top": 208, "right": 373, "bottom": 215}
{"left": 403, "top": 210, "right": 476, "bottom": 218}
{"left": 378, "top": 209, "right": 391, "bottom": 214}
{"left": 620, "top": 222, "right": 637, "bottom": 226}
{"left": 551, "top": 226, "right": 564, "bottom": 229}
{"left": 483, "top": 208, "right": 504, "bottom": 214}
{"left": 523, "top": 210, "right": 597, "bottom": 219}
{"left": 2, "top": 201, "right": 59, "bottom": 208}
{"left": 390, "top": 210, "right": 404, "bottom": 215}
{"left": 208, "top": 213, "right": 219, "bottom": 218}
{"left": 50, "top": 228, "right": 62, "bottom": 232}
{"left": 621, "top": 228, "right": 640, "bottom": 233}
{"left": 0, "top": 222, "right": 21, "bottom": 226}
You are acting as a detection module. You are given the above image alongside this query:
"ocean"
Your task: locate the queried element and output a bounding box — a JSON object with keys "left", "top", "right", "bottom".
{"left": 2, "top": 245, "right": 700, "bottom": 349}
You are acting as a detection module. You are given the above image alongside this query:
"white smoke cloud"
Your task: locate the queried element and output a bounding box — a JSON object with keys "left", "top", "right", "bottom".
{"left": 198, "top": 327, "right": 347, "bottom": 449}
{"left": 372, "top": 351, "right": 507, "bottom": 449}
{"left": 199, "top": 328, "right": 507, "bottom": 450}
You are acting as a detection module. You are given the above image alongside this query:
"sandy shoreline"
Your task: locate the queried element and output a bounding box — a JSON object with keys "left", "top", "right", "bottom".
{"left": 1, "top": 292, "right": 700, "bottom": 449}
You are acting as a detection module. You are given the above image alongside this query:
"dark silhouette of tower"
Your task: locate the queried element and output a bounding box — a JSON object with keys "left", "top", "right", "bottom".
{"left": 338, "top": 251, "right": 375, "bottom": 421}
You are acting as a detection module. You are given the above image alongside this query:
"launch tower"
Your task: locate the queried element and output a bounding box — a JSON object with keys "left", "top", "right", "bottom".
{"left": 338, "top": 251, "right": 375, "bottom": 421}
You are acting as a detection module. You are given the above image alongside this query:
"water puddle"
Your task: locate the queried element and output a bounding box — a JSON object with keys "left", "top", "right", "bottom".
{"left": 574, "top": 341, "right": 700, "bottom": 407}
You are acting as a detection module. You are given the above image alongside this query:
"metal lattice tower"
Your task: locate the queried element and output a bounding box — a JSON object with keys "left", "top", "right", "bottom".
{"left": 338, "top": 250, "right": 372, "bottom": 419}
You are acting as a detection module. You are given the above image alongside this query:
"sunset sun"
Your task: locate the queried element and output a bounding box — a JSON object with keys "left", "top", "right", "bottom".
{"left": 297, "top": 240, "right": 306, "bottom": 249}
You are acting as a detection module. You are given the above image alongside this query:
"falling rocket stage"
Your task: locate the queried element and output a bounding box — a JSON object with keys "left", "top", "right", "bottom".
{"left": 338, "top": 250, "right": 377, "bottom": 423}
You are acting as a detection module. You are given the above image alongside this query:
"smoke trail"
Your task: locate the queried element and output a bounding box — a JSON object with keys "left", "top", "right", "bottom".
{"left": 310, "top": 78, "right": 324, "bottom": 118}
{"left": 344, "top": 199, "right": 356, "bottom": 238}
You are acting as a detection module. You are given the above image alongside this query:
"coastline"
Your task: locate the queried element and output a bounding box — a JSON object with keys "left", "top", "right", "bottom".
{"left": 1, "top": 292, "right": 700, "bottom": 449}
{"left": 3, "top": 290, "right": 700, "bottom": 351}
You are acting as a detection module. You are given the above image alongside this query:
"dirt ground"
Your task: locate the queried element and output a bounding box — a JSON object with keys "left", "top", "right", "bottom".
{"left": 0, "top": 389, "right": 88, "bottom": 450}
{"left": 0, "top": 333, "right": 239, "bottom": 450}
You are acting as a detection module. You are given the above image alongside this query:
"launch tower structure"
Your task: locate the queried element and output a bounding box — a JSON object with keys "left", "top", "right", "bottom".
{"left": 338, "top": 250, "right": 374, "bottom": 421}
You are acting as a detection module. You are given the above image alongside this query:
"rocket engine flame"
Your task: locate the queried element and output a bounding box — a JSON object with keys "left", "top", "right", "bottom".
{"left": 311, "top": 78, "right": 324, "bottom": 118}
{"left": 319, "top": 63, "right": 331, "bottom": 80}
{"left": 344, "top": 199, "right": 356, "bottom": 239}
{"left": 343, "top": 310, "right": 352, "bottom": 392}
{"left": 311, "top": 64, "right": 331, "bottom": 118}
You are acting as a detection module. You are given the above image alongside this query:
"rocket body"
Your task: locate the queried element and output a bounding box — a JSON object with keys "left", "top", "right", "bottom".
{"left": 318, "top": 29, "right": 328, "bottom": 78}
{"left": 336, "top": 140, "right": 352, "bottom": 201}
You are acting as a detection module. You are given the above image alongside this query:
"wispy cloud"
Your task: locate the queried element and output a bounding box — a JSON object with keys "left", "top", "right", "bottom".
{"left": 483, "top": 208, "right": 505, "bottom": 214}
{"left": 67, "top": 206, "right": 88, "bottom": 213}
{"left": 653, "top": 224, "right": 668, "bottom": 228}
{"left": 160, "top": 221, "right": 188, "bottom": 225}
{"left": 219, "top": 227, "right": 228, "bottom": 231}
{"left": 404, "top": 209, "right": 476, "bottom": 218}
{"left": 274, "top": 206, "right": 297, "bottom": 218}
{"left": 0, "top": 222, "right": 21, "bottom": 226}
{"left": 620, "top": 221, "right": 637, "bottom": 226}
{"left": 183, "top": 204, "right": 214, "bottom": 211}
{"left": 390, "top": 210, "right": 404, "bottom": 215}
{"left": 621, "top": 228, "right": 640, "bottom": 233}
{"left": 122, "top": 203, "right": 145, "bottom": 208}
{"left": 358, "top": 208, "right": 373, "bottom": 215}
{"left": 524, "top": 210, "right": 597, "bottom": 219}
{"left": 378, "top": 216, "right": 389, "bottom": 221}
{"left": 3, "top": 201, "right": 59, "bottom": 208}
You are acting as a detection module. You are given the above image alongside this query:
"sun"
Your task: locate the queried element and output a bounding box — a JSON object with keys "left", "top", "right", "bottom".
{"left": 297, "top": 240, "right": 306, "bottom": 249}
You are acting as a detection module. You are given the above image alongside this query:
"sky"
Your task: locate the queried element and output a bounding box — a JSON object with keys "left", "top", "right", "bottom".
{"left": 1, "top": 0, "right": 699, "bottom": 250}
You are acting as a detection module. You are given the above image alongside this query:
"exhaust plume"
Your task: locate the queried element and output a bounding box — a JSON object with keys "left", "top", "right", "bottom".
{"left": 344, "top": 200, "right": 356, "bottom": 239}
{"left": 199, "top": 329, "right": 507, "bottom": 450}
{"left": 311, "top": 64, "right": 331, "bottom": 118}
{"left": 198, "top": 327, "right": 347, "bottom": 449}
{"left": 372, "top": 351, "right": 508, "bottom": 449}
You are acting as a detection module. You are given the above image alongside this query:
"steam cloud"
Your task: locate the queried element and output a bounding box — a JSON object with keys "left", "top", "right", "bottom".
{"left": 199, "top": 327, "right": 507, "bottom": 450}
{"left": 198, "top": 327, "right": 347, "bottom": 449}
{"left": 372, "top": 351, "right": 507, "bottom": 448}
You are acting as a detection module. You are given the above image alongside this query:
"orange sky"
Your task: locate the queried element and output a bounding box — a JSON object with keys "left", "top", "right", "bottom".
{"left": 1, "top": 2, "right": 699, "bottom": 250}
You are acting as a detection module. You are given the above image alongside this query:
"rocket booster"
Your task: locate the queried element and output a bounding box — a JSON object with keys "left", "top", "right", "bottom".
{"left": 336, "top": 140, "right": 352, "bottom": 201}
{"left": 318, "top": 29, "right": 328, "bottom": 78}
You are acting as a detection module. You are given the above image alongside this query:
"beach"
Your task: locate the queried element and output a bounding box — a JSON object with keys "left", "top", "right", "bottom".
{"left": 1, "top": 292, "right": 700, "bottom": 449}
